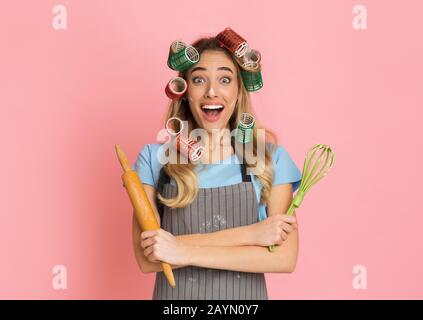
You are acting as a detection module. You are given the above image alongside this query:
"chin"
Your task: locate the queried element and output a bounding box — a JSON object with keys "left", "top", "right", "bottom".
{"left": 206, "top": 123, "right": 226, "bottom": 132}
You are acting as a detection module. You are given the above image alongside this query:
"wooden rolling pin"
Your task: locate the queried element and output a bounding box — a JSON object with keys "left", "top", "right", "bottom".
{"left": 115, "top": 144, "right": 176, "bottom": 288}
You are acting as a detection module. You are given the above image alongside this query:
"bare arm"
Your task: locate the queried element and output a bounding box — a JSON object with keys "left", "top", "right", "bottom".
{"left": 143, "top": 183, "right": 299, "bottom": 273}
{"left": 176, "top": 225, "right": 254, "bottom": 247}
{"left": 132, "top": 184, "right": 256, "bottom": 273}
{"left": 184, "top": 183, "right": 299, "bottom": 273}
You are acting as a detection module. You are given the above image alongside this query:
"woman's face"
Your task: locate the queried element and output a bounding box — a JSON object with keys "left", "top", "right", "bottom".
{"left": 185, "top": 50, "right": 239, "bottom": 134}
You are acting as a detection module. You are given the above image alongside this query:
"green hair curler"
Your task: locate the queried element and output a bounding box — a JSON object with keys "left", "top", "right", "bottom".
{"left": 268, "top": 144, "right": 335, "bottom": 252}
{"left": 167, "top": 40, "right": 187, "bottom": 69}
{"left": 241, "top": 63, "right": 263, "bottom": 92}
{"left": 169, "top": 46, "right": 200, "bottom": 72}
{"left": 236, "top": 113, "right": 255, "bottom": 144}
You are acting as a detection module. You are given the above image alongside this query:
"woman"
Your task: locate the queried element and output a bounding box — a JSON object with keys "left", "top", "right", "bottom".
{"left": 132, "top": 35, "right": 302, "bottom": 300}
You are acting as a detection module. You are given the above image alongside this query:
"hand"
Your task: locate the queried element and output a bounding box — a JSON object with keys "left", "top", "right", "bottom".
{"left": 249, "top": 214, "right": 298, "bottom": 247}
{"left": 140, "top": 229, "right": 191, "bottom": 267}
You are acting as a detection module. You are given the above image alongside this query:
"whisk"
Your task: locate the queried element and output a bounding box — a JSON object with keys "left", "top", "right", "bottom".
{"left": 268, "top": 144, "right": 335, "bottom": 252}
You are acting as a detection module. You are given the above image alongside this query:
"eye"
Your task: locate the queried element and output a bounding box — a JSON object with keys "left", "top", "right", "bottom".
{"left": 192, "top": 76, "right": 205, "bottom": 84}
{"left": 221, "top": 77, "right": 231, "bottom": 84}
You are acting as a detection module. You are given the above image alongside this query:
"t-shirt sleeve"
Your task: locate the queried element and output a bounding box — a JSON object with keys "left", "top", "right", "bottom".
{"left": 132, "top": 144, "right": 156, "bottom": 187}
{"left": 272, "top": 145, "right": 302, "bottom": 192}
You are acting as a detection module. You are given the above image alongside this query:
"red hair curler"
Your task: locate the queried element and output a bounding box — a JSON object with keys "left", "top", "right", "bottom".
{"left": 165, "top": 77, "right": 187, "bottom": 100}
{"left": 216, "top": 27, "right": 249, "bottom": 58}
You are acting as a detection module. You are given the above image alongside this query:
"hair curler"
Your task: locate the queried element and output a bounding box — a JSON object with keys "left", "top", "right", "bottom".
{"left": 236, "top": 113, "right": 255, "bottom": 144}
{"left": 244, "top": 49, "right": 261, "bottom": 64}
{"left": 167, "top": 40, "right": 187, "bottom": 69}
{"left": 165, "top": 77, "right": 187, "bottom": 100}
{"left": 169, "top": 46, "right": 200, "bottom": 72}
{"left": 241, "top": 63, "right": 263, "bottom": 92}
{"left": 236, "top": 48, "right": 262, "bottom": 70}
{"left": 115, "top": 144, "right": 176, "bottom": 288}
{"left": 268, "top": 144, "right": 335, "bottom": 252}
{"left": 165, "top": 117, "right": 204, "bottom": 162}
{"left": 216, "top": 27, "right": 249, "bottom": 58}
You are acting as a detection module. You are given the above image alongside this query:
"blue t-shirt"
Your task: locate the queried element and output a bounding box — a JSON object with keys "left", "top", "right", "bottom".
{"left": 132, "top": 143, "right": 302, "bottom": 221}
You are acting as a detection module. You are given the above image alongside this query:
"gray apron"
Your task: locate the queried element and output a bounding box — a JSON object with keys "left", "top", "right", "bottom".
{"left": 152, "top": 162, "right": 268, "bottom": 300}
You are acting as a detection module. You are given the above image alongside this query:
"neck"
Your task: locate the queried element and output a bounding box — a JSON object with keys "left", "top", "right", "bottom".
{"left": 200, "top": 127, "right": 233, "bottom": 164}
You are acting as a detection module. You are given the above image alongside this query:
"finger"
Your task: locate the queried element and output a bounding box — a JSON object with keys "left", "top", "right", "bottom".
{"left": 274, "top": 236, "right": 283, "bottom": 245}
{"left": 282, "top": 215, "right": 297, "bottom": 224}
{"left": 275, "top": 234, "right": 285, "bottom": 245}
{"left": 280, "top": 231, "right": 288, "bottom": 241}
{"left": 144, "top": 246, "right": 153, "bottom": 257}
{"left": 149, "top": 255, "right": 159, "bottom": 263}
{"left": 147, "top": 247, "right": 159, "bottom": 262}
{"left": 140, "top": 237, "right": 155, "bottom": 249}
{"left": 281, "top": 223, "right": 294, "bottom": 234}
{"left": 141, "top": 230, "right": 157, "bottom": 240}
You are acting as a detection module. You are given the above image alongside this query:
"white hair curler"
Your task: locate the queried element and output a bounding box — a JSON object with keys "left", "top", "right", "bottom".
{"left": 165, "top": 117, "right": 204, "bottom": 162}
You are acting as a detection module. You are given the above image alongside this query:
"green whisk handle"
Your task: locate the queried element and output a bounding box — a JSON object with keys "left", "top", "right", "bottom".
{"left": 267, "top": 191, "right": 304, "bottom": 252}
{"left": 268, "top": 245, "right": 275, "bottom": 252}
{"left": 288, "top": 190, "right": 305, "bottom": 215}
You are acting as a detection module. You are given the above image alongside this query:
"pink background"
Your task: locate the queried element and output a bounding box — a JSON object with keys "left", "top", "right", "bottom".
{"left": 1, "top": 0, "right": 422, "bottom": 299}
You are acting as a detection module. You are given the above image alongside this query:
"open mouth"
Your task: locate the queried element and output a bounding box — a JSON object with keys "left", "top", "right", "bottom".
{"left": 200, "top": 104, "right": 225, "bottom": 118}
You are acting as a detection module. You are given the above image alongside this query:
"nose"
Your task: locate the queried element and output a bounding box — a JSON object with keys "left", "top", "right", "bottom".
{"left": 205, "top": 81, "right": 218, "bottom": 98}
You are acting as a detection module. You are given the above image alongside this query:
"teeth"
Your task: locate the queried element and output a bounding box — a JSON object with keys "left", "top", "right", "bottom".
{"left": 201, "top": 105, "right": 224, "bottom": 110}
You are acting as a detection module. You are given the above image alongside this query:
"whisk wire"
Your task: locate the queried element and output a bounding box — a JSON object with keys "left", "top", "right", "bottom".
{"left": 307, "top": 146, "right": 329, "bottom": 187}
{"left": 309, "top": 149, "right": 334, "bottom": 188}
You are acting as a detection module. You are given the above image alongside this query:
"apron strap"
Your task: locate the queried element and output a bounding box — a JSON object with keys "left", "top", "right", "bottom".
{"left": 240, "top": 162, "right": 251, "bottom": 182}
{"left": 156, "top": 166, "right": 170, "bottom": 221}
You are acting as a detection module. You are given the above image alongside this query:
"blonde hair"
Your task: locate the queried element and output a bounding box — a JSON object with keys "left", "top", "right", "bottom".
{"left": 158, "top": 36, "right": 278, "bottom": 208}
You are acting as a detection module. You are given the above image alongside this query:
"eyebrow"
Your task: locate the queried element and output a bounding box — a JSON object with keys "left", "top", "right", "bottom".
{"left": 190, "top": 66, "right": 233, "bottom": 74}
